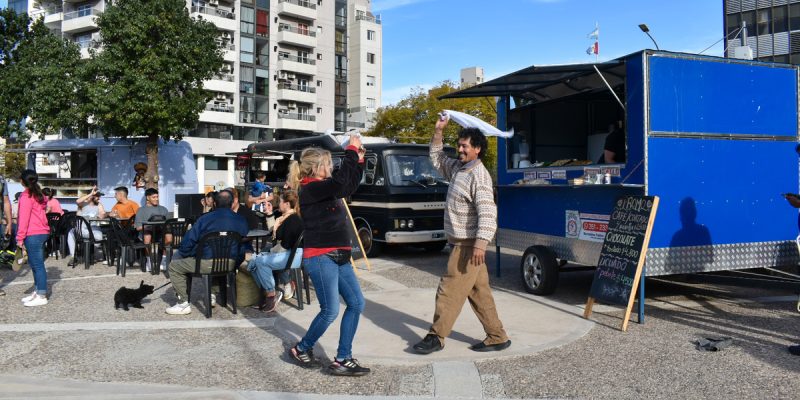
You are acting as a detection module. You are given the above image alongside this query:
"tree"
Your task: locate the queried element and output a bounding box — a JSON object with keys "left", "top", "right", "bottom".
{"left": 85, "top": 0, "right": 223, "bottom": 188}
{"left": 366, "top": 81, "right": 499, "bottom": 178}
{"left": 0, "top": 9, "right": 82, "bottom": 140}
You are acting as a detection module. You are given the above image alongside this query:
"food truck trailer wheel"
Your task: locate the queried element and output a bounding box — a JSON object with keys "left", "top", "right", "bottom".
{"left": 357, "top": 224, "right": 383, "bottom": 257}
{"left": 520, "top": 246, "right": 559, "bottom": 295}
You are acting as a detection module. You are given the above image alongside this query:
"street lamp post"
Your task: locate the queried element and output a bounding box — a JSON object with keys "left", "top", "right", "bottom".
{"left": 638, "top": 24, "right": 660, "bottom": 51}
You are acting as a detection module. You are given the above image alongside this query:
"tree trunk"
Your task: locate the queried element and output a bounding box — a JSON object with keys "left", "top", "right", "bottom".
{"left": 145, "top": 135, "right": 159, "bottom": 190}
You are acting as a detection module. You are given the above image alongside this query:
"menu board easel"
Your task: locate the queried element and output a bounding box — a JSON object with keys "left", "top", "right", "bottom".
{"left": 584, "top": 196, "right": 659, "bottom": 331}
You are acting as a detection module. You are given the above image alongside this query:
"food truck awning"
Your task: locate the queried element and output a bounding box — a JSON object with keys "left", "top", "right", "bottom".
{"left": 439, "top": 59, "right": 626, "bottom": 101}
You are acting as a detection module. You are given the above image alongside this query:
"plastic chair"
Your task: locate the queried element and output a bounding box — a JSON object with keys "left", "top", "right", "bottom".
{"left": 56, "top": 212, "right": 77, "bottom": 258}
{"left": 110, "top": 218, "right": 145, "bottom": 277}
{"left": 186, "top": 231, "right": 242, "bottom": 318}
{"left": 73, "top": 216, "right": 107, "bottom": 269}
{"left": 282, "top": 232, "right": 309, "bottom": 310}
{"left": 45, "top": 213, "right": 62, "bottom": 259}
{"left": 163, "top": 217, "right": 193, "bottom": 266}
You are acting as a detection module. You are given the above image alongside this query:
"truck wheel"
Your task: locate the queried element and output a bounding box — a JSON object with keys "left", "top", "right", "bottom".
{"left": 357, "top": 225, "right": 382, "bottom": 257}
{"left": 422, "top": 241, "right": 446, "bottom": 252}
{"left": 520, "top": 246, "right": 559, "bottom": 295}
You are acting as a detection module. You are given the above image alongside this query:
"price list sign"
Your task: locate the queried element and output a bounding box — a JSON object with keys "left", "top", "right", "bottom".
{"left": 584, "top": 196, "right": 659, "bottom": 331}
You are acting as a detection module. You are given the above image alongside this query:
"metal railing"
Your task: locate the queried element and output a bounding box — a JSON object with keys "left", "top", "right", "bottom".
{"left": 206, "top": 103, "right": 234, "bottom": 113}
{"left": 278, "top": 24, "right": 317, "bottom": 37}
{"left": 220, "top": 42, "right": 235, "bottom": 50}
{"left": 278, "top": 53, "right": 316, "bottom": 65}
{"left": 212, "top": 73, "right": 235, "bottom": 82}
{"left": 278, "top": 112, "right": 315, "bottom": 121}
{"left": 44, "top": 7, "right": 63, "bottom": 16}
{"left": 240, "top": 112, "right": 269, "bottom": 124}
{"left": 356, "top": 14, "right": 381, "bottom": 24}
{"left": 278, "top": 0, "right": 316, "bottom": 10}
{"left": 63, "top": 8, "right": 101, "bottom": 21}
{"left": 277, "top": 82, "right": 316, "bottom": 93}
{"left": 347, "top": 121, "right": 366, "bottom": 128}
{"left": 190, "top": 5, "right": 235, "bottom": 20}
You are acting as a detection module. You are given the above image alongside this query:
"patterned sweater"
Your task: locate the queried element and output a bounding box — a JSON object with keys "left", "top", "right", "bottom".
{"left": 430, "top": 141, "right": 497, "bottom": 250}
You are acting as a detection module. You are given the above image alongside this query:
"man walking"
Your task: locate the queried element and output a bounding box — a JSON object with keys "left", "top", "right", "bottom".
{"left": 413, "top": 116, "right": 510, "bottom": 354}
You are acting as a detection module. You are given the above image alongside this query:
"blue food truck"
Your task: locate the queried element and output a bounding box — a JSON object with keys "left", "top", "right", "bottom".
{"left": 443, "top": 50, "right": 800, "bottom": 295}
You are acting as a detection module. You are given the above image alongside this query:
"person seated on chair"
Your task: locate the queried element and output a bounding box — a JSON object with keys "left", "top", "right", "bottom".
{"left": 43, "top": 188, "right": 64, "bottom": 215}
{"left": 227, "top": 187, "right": 260, "bottom": 230}
{"left": 109, "top": 186, "right": 139, "bottom": 220}
{"left": 165, "top": 189, "right": 250, "bottom": 315}
{"left": 247, "top": 190, "right": 303, "bottom": 312}
{"left": 66, "top": 187, "right": 107, "bottom": 266}
{"left": 134, "top": 188, "right": 170, "bottom": 271}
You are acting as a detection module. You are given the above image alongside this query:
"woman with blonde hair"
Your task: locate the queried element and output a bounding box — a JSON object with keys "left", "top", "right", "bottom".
{"left": 286, "top": 137, "right": 370, "bottom": 376}
{"left": 247, "top": 189, "right": 303, "bottom": 312}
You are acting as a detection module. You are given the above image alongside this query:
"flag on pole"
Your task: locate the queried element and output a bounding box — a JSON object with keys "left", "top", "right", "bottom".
{"left": 587, "top": 27, "right": 599, "bottom": 39}
{"left": 586, "top": 41, "right": 599, "bottom": 55}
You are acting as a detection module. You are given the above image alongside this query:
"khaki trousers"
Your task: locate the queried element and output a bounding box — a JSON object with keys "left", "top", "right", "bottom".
{"left": 168, "top": 257, "right": 233, "bottom": 301}
{"left": 430, "top": 245, "right": 508, "bottom": 345}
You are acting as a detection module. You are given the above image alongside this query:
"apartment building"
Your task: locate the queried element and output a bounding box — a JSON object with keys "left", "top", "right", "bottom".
{"left": 26, "top": 0, "right": 382, "bottom": 191}
{"left": 724, "top": 0, "right": 800, "bottom": 63}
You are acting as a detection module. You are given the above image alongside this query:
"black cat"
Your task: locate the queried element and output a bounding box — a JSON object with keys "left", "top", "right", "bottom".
{"left": 114, "top": 280, "right": 155, "bottom": 311}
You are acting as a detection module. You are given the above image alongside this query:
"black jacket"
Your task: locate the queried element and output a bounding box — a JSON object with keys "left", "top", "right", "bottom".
{"left": 273, "top": 213, "right": 303, "bottom": 249}
{"left": 299, "top": 148, "right": 362, "bottom": 248}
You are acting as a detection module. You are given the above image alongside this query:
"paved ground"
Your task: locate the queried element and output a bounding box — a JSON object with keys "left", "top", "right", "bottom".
{"left": 0, "top": 246, "right": 799, "bottom": 399}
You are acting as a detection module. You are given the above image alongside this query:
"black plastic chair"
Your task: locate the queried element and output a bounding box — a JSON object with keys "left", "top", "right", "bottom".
{"left": 73, "top": 216, "right": 107, "bottom": 269}
{"left": 56, "top": 211, "right": 77, "bottom": 258}
{"left": 163, "top": 217, "right": 193, "bottom": 267}
{"left": 186, "top": 231, "right": 242, "bottom": 318}
{"left": 282, "top": 232, "right": 309, "bottom": 310}
{"left": 45, "top": 213, "right": 62, "bottom": 259}
{"left": 110, "top": 218, "right": 145, "bottom": 277}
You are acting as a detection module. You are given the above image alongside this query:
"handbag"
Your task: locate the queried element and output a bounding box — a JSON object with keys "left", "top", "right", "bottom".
{"left": 12, "top": 247, "right": 27, "bottom": 272}
{"left": 326, "top": 249, "right": 352, "bottom": 266}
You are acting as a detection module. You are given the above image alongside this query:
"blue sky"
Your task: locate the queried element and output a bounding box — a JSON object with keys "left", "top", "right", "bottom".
{"left": 375, "top": 0, "right": 724, "bottom": 105}
{"left": 0, "top": 0, "right": 7, "bottom": 9}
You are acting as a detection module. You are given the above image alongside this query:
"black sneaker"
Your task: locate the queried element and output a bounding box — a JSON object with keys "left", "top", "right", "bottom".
{"left": 289, "top": 344, "right": 317, "bottom": 368}
{"left": 789, "top": 345, "right": 800, "bottom": 356}
{"left": 413, "top": 333, "right": 444, "bottom": 354}
{"left": 329, "top": 358, "right": 370, "bottom": 376}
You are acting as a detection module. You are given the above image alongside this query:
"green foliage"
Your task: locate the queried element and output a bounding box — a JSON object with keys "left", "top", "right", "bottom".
{"left": 2, "top": 147, "right": 26, "bottom": 180}
{"left": 366, "top": 81, "right": 499, "bottom": 177}
{"left": 85, "top": 0, "right": 224, "bottom": 141}
{"left": 0, "top": 9, "right": 81, "bottom": 139}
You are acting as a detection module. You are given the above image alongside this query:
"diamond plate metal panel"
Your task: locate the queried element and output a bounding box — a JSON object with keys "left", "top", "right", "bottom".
{"left": 646, "top": 241, "right": 799, "bottom": 276}
{"left": 498, "top": 229, "right": 799, "bottom": 277}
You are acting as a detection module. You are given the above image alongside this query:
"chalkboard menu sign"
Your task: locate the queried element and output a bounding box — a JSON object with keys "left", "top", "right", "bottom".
{"left": 584, "top": 195, "right": 659, "bottom": 331}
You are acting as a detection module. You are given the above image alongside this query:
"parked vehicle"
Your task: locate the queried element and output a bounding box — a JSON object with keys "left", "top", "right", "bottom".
{"left": 236, "top": 135, "right": 455, "bottom": 256}
{"left": 444, "top": 50, "right": 800, "bottom": 295}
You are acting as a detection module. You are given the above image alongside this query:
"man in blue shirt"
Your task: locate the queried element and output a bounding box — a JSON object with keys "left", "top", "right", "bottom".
{"left": 165, "top": 189, "right": 250, "bottom": 315}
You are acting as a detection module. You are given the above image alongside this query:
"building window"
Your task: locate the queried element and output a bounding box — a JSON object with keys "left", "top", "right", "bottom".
{"left": 366, "top": 97, "right": 376, "bottom": 109}
{"left": 77, "top": 2, "right": 93, "bottom": 17}
{"left": 317, "top": 25, "right": 323, "bottom": 35}
{"left": 240, "top": 37, "right": 254, "bottom": 64}
{"left": 726, "top": 14, "right": 740, "bottom": 37}
{"left": 367, "top": 30, "right": 375, "bottom": 40}
{"left": 774, "top": 7, "right": 788, "bottom": 34}
{"left": 791, "top": 4, "right": 800, "bottom": 31}
{"left": 366, "top": 75, "right": 375, "bottom": 86}
{"left": 366, "top": 52, "right": 375, "bottom": 64}
{"left": 204, "top": 156, "right": 228, "bottom": 171}
{"left": 256, "top": 10, "right": 268, "bottom": 37}
{"left": 240, "top": 66, "right": 254, "bottom": 94}
{"left": 241, "top": 6, "right": 255, "bottom": 35}
{"left": 255, "top": 68, "right": 269, "bottom": 96}
{"left": 757, "top": 9, "right": 771, "bottom": 36}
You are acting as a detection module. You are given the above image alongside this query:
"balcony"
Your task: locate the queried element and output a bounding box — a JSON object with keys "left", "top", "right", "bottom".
{"left": 276, "top": 82, "right": 316, "bottom": 103}
{"left": 205, "top": 77, "right": 236, "bottom": 94}
{"left": 277, "top": 54, "right": 316, "bottom": 76}
{"left": 62, "top": 8, "right": 100, "bottom": 34}
{"left": 43, "top": 8, "right": 64, "bottom": 27}
{"left": 355, "top": 13, "right": 381, "bottom": 24}
{"left": 277, "top": 24, "right": 317, "bottom": 48}
{"left": 200, "top": 102, "right": 237, "bottom": 125}
{"left": 277, "top": 0, "right": 317, "bottom": 21}
{"left": 190, "top": 5, "right": 237, "bottom": 31}
{"left": 223, "top": 47, "right": 237, "bottom": 62}
{"left": 277, "top": 112, "right": 316, "bottom": 131}
{"left": 211, "top": 73, "right": 235, "bottom": 82}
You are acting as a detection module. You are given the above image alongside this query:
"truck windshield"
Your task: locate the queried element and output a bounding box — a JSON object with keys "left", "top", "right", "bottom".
{"left": 386, "top": 154, "right": 446, "bottom": 187}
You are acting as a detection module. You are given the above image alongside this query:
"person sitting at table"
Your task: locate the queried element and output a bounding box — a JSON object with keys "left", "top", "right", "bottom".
{"left": 248, "top": 190, "right": 303, "bottom": 312}
{"left": 227, "top": 187, "right": 260, "bottom": 231}
{"left": 134, "top": 188, "right": 170, "bottom": 272}
{"left": 43, "top": 188, "right": 64, "bottom": 215}
{"left": 202, "top": 191, "right": 217, "bottom": 214}
{"left": 66, "top": 187, "right": 107, "bottom": 265}
{"left": 164, "top": 189, "right": 250, "bottom": 315}
{"left": 109, "top": 186, "right": 139, "bottom": 220}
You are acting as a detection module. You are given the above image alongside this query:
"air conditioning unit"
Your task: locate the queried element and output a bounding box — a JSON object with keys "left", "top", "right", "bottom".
{"left": 215, "top": 93, "right": 226, "bottom": 100}
{"left": 279, "top": 71, "right": 289, "bottom": 80}
{"left": 287, "top": 102, "right": 297, "bottom": 109}
{"left": 209, "top": 0, "right": 219, "bottom": 6}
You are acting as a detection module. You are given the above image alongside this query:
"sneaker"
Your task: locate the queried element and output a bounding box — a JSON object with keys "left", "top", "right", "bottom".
{"left": 145, "top": 258, "right": 153, "bottom": 272}
{"left": 64, "top": 256, "right": 74, "bottom": 267}
{"left": 0, "top": 288, "right": 5, "bottom": 296}
{"left": 23, "top": 294, "right": 48, "bottom": 307}
{"left": 165, "top": 301, "right": 191, "bottom": 315}
{"left": 328, "top": 358, "right": 371, "bottom": 376}
{"left": 288, "top": 344, "right": 317, "bottom": 368}
{"left": 210, "top": 293, "right": 216, "bottom": 308}
{"left": 283, "top": 282, "right": 296, "bottom": 300}
{"left": 789, "top": 345, "right": 800, "bottom": 356}
{"left": 413, "top": 334, "right": 444, "bottom": 354}
{"left": 21, "top": 291, "right": 36, "bottom": 303}
{"left": 159, "top": 258, "right": 167, "bottom": 271}
{"left": 261, "top": 291, "right": 283, "bottom": 312}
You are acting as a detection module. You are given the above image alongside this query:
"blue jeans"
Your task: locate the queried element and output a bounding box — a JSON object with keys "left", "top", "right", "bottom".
{"left": 247, "top": 249, "right": 303, "bottom": 291}
{"left": 297, "top": 254, "right": 365, "bottom": 360}
{"left": 24, "top": 234, "right": 49, "bottom": 295}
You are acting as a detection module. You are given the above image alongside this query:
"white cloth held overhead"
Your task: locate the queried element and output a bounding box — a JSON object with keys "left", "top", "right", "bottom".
{"left": 442, "top": 110, "right": 514, "bottom": 138}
